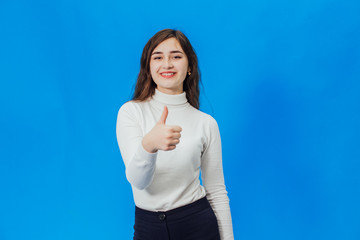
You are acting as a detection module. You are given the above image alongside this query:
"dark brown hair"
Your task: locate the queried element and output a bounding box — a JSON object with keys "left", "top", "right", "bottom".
{"left": 132, "top": 29, "right": 201, "bottom": 109}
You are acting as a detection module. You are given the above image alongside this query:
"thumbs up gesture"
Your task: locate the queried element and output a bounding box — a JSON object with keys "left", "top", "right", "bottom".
{"left": 142, "top": 106, "right": 182, "bottom": 153}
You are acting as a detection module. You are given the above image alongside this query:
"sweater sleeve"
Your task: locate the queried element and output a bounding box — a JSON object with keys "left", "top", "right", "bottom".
{"left": 201, "top": 116, "right": 234, "bottom": 240}
{"left": 116, "top": 102, "right": 158, "bottom": 190}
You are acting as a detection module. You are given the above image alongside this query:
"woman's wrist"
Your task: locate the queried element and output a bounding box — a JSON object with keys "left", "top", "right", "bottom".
{"left": 142, "top": 136, "right": 158, "bottom": 153}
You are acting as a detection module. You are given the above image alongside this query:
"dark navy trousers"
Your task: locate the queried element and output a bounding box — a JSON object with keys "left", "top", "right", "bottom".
{"left": 133, "top": 197, "right": 221, "bottom": 240}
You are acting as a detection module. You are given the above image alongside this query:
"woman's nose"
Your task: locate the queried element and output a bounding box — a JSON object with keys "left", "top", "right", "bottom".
{"left": 163, "top": 57, "right": 173, "bottom": 68}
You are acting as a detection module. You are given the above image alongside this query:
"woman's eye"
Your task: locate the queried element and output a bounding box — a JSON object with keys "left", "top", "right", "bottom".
{"left": 153, "top": 56, "right": 181, "bottom": 60}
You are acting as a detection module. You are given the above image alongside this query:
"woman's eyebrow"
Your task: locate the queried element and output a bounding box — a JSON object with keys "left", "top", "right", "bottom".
{"left": 151, "top": 50, "right": 184, "bottom": 55}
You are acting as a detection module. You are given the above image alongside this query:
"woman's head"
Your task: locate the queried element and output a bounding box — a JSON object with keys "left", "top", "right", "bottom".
{"left": 149, "top": 37, "right": 189, "bottom": 95}
{"left": 133, "top": 29, "right": 201, "bottom": 109}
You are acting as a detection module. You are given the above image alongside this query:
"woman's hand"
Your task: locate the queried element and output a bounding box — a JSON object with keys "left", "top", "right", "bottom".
{"left": 142, "top": 106, "right": 182, "bottom": 153}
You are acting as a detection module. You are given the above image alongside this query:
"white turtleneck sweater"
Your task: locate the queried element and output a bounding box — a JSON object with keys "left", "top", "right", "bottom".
{"left": 116, "top": 89, "right": 234, "bottom": 240}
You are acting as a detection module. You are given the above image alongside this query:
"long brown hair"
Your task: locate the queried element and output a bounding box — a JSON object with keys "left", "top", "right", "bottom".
{"left": 133, "top": 29, "right": 201, "bottom": 109}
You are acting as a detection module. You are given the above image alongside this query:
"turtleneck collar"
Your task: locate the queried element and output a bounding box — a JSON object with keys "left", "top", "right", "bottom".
{"left": 151, "top": 88, "right": 190, "bottom": 110}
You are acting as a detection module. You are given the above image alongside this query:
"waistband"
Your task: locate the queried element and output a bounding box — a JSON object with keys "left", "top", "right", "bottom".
{"left": 135, "top": 197, "right": 210, "bottom": 221}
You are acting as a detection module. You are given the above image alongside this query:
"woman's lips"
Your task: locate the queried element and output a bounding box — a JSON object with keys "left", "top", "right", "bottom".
{"left": 160, "top": 72, "right": 176, "bottom": 78}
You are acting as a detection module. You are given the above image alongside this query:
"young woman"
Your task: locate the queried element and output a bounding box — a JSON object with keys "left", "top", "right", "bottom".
{"left": 116, "top": 29, "right": 234, "bottom": 240}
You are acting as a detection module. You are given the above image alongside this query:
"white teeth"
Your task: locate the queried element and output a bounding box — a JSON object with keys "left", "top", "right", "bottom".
{"left": 161, "top": 73, "right": 175, "bottom": 76}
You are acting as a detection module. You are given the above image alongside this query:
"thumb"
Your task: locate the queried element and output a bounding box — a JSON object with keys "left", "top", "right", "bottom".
{"left": 158, "top": 106, "right": 168, "bottom": 124}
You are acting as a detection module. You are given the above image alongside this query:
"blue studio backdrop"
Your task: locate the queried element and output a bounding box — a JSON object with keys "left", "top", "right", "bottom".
{"left": 1, "top": 0, "right": 359, "bottom": 239}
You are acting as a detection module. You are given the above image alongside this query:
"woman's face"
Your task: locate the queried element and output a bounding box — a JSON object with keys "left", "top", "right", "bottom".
{"left": 150, "top": 38, "right": 190, "bottom": 95}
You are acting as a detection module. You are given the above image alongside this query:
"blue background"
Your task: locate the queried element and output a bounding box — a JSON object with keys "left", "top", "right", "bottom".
{"left": 1, "top": 0, "right": 359, "bottom": 239}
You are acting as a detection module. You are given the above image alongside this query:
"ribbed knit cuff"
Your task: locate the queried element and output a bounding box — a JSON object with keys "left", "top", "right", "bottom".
{"left": 136, "top": 143, "right": 158, "bottom": 165}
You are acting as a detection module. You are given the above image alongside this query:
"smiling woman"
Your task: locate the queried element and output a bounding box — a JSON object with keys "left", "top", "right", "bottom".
{"left": 116, "top": 29, "right": 234, "bottom": 240}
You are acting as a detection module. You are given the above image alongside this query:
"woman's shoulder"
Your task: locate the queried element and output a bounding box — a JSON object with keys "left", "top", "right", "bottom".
{"left": 118, "top": 99, "right": 147, "bottom": 112}
{"left": 117, "top": 99, "right": 150, "bottom": 125}
{"left": 117, "top": 100, "right": 143, "bottom": 119}
{"left": 190, "top": 107, "right": 219, "bottom": 127}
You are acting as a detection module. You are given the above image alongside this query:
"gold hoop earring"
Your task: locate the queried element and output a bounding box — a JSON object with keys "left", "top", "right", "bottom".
{"left": 188, "top": 71, "right": 191, "bottom": 76}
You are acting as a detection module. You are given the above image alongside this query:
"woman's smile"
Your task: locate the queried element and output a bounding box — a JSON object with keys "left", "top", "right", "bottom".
{"left": 160, "top": 71, "right": 177, "bottom": 78}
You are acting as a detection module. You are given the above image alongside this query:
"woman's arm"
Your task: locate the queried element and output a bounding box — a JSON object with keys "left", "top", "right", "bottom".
{"left": 201, "top": 116, "right": 234, "bottom": 240}
{"left": 116, "top": 103, "right": 182, "bottom": 190}
{"left": 116, "top": 102, "right": 158, "bottom": 190}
